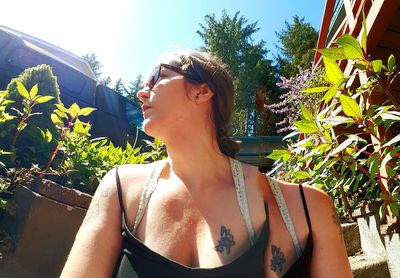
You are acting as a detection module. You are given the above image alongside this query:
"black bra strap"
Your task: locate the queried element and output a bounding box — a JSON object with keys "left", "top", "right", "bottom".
{"left": 299, "top": 184, "right": 312, "bottom": 232}
{"left": 115, "top": 166, "right": 126, "bottom": 215}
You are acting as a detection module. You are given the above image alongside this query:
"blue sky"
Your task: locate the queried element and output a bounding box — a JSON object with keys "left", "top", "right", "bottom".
{"left": 1, "top": 0, "right": 326, "bottom": 86}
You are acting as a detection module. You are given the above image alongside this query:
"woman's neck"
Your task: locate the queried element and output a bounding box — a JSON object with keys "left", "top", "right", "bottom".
{"left": 163, "top": 133, "right": 232, "bottom": 190}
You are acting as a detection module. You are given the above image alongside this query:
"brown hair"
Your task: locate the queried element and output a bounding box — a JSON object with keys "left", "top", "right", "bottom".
{"left": 169, "top": 50, "right": 239, "bottom": 158}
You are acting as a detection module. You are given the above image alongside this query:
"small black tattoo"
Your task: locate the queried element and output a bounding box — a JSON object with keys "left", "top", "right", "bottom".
{"left": 270, "top": 245, "right": 286, "bottom": 273}
{"left": 215, "top": 225, "right": 235, "bottom": 255}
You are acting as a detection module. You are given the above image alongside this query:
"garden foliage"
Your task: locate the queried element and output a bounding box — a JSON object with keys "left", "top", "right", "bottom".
{"left": 0, "top": 65, "right": 164, "bottom": 212}
{"left": 268, "top": 23, "right": 400, "bottom": 221}
{"left": 0, "top": 65, "right": 60, "bottom": 168}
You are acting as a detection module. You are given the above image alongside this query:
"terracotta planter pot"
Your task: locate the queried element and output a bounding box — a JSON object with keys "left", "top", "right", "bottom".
{"left": 0, "top": 178, "right": 92, "bottom": 278}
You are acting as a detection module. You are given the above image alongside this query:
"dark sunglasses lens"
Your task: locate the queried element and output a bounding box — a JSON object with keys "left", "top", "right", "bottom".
{"left": 146, "top": 66, "right": 160, "bottom": 89}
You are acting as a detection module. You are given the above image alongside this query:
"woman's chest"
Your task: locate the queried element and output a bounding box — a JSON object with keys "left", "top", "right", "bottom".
{"left": 131, "top": 187, "right": 260, "bottom": 268}
{"left": 262, "top": 203, "right": 311, "bottom": 277}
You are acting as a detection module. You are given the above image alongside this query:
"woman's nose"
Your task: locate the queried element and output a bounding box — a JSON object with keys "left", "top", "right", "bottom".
{"left": 136, "top": 88, "right": 149, "bottom": 102}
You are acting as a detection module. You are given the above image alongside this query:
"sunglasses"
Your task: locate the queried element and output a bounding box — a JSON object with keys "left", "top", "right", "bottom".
{"left": 144, "top": 63, "right": 203, "bottom": 90}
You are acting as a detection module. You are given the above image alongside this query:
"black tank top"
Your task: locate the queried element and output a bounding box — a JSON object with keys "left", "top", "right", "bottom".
{"left": 113, "top": 167, "right": 313, "bottom": 277}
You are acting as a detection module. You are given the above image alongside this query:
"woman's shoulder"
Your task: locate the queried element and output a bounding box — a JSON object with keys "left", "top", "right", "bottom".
{"left": 267, "top": 177, "right": 335, "bottom": 225}
{"left": 116, "top": 161, "right": 161, "bottom": 179}
{"left": 267, "top": 176, "right": 331, "bottom": 203}
{"left": 238, "top": 161, "right": 265, "bottom": 195}
{"left": 117, "top": 161, "right": 166, "bottom": 189}
{"left": 99, "top": 161, "right": 164, "bottom": 198}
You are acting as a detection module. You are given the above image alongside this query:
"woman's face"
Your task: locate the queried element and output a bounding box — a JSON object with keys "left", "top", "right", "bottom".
{"left": 136, "top": 62, "right": 196, "bottom": 138}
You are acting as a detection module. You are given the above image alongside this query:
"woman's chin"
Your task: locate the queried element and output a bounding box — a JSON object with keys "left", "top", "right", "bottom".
{"left": 142, "top": 122, "right": 158, "bottom": 138}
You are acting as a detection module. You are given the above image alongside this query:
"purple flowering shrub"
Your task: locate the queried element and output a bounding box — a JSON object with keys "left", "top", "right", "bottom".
{"left": 266, "top": 67, "right": 325, "bottom": 133}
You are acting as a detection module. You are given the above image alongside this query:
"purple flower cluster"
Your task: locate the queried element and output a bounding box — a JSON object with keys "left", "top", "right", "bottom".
{"left": 265, "top": 68, "right": 319, "bottom": 133}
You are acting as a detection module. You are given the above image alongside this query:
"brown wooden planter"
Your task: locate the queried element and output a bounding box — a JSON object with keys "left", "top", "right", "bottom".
{"left": 354, "top": 202, "right": 400, "bottom": 278}
{"left": 0, "top": 178, "right": 92, "bottom": 278}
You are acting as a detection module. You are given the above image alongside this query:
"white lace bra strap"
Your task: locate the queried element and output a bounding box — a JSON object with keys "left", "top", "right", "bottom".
{"left": 133, "top": 162, "right": 164, "bottom": 233}
{"left": 229, "top": 158, "right": 257, "bottom": 245}
{"left": 267, "top": 176, "right": 302, "bottom": 257}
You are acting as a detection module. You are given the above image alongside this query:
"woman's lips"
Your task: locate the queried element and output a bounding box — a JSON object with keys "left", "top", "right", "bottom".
{"left": 141, "top": 105, "right": 151, "bottom": 112}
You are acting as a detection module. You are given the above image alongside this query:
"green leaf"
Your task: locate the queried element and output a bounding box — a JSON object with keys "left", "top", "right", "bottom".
{"left": 73, "top": 121, "right": 90, "bottom": 136}
{"left": 54, "top": 109, "right": 68, "bottom": 119}
{"left": 361, "top": 9, "right": 367, "bottom": 53}
{"left": 35, "top": 95, "right": 54, "bottom": 104}
{"left": 371, "top": 60, "right": 383, "bottom": 74}
{"left": 369, "top": 153, "right": 380, "bottom": 178}
{"left": 51, "top": 113, "right": 64, "bottom": 126}
{"left": 389, "top": 203, "right": 399, "bottom": 217}
{"left": 380, "top": 111, "right": 400, "bottom": 121}
{"left": 300, "top": 86, "right": 330, "bottom": 93}
{"left": 1, "top": 99, "right": 14, "bottom": 106}
{"left": 345, "top": 147, "right": 356, "bottom": 156}
{"left": 267, "top": 149, "right": 291, "bottom": 163}
{"left": 382, "top": 134, "right": 400, "bottom": 148}
{"left": 386, "top": 165, "right": 394, "bottom": 178}
{"left": 55, "top": 103, "right": 69, "bottom": 113}
{"left": 17, "top": 121, "right": 27, "bottom": 132}
{"left": 68, "top": 103, "right": 80, "bottom": 118}
{"left": 79, "top": 107, "right": 96, "bottom": 116}
{"left": 40, "top": 128, "right": 53, "bottom": 143}
{"left": 379, "top": 203, "right": 386, "bottom": 220}
{"left": 0, "top": 112, "right": 15, "bottom": 123}
{"left": 323, "top": 57, "right": 344, "bottom": 85}
{"left": 354, "top": 62, "right": 368, "bottom": 71}
{"left": 299, "top": 103, "right": 312, "bottom": 121}
{"left": 330, "top": 136, "right": 356, "bottom": 156}
{"left": 321, "top": 116, "right": 354, "bottom": 126}
{"left": 340, "top": 94, "right": 361, "bottom": 119}
{"left": 335, "top": 34, "right": 364, "bottom": 59}
{"left": 317, "top": 47, "right": 347, "bottom": 60}
{"left": 293, "top": 171, "right": 310, "bottom": 180}
{"left": 322, "top": 83, "right": 339, "bottom": 103}
{"left": 293, "top": 120, "right": 319, "bottom": 134}
{"left": 381, "top": 148, "right": 399, "bottom": 169}
{"left": 388, "top": 54, "right": 395, "bottom": 72}
{"left": 16, "top": 81, "right": 30, "bottom": 99}
{"left": 29, "top": 84, "right": 38, "bottom": 99}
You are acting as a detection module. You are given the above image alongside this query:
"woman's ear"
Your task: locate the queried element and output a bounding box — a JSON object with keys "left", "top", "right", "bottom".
{"left": 193, "top": 83, "right": 213, "bottom": 103}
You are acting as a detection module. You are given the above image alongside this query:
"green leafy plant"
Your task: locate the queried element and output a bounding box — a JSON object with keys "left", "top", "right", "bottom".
{"left": 0, "top": 65, "right": 159, "bottom": 202}
{"left": 57, "top": 137, "right": 148, "bottom": 194}
{"left": 40, "top": 102, "right": 96, "bottom": 176}
{"left": 0, "top": 66, "right": 166, "bottom": 259}
{"left": 0, "top": 65, "right": 60, "bottom": 168}
{"left": 143, "top": 138, "right": 167, "bottom": 161}
{"left": 0, "top": 91, "right": 13, "bottom": 215}
{"left": 10, "top": 81, "right": 55, "bottom": 146}
{"left": 0, "top": 90, "right": 15, "bottom": 124}
{"left": 268, "top": 21, "right": 400, "bottom": 223}
{"left": 0, "top": 81, "right": 55, "bottom": 214}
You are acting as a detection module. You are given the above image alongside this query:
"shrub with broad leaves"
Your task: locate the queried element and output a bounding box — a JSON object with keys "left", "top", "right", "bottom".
{"left": 268, "top": 19, "right": 400, "bottom": 223}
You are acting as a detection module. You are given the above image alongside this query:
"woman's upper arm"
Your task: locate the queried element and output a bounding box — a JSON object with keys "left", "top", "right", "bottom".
{"left": 305, "top": 187, "right": 353, "bottom": 278}
{"left": 61, "top": 167, "right": 122, "bottom": 278}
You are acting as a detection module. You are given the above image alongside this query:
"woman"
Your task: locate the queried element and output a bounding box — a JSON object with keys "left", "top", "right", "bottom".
{"left": 61, "top": 51, "right": 352, "bottom": 277}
